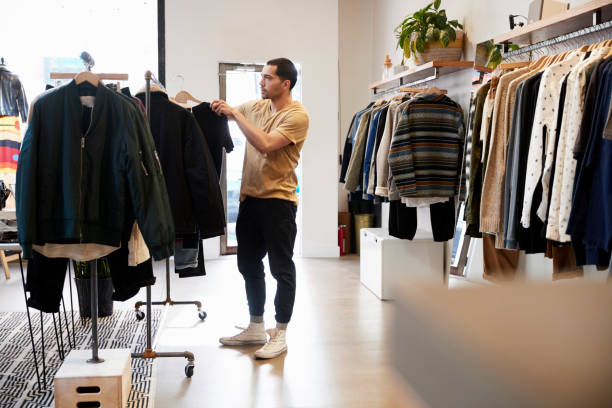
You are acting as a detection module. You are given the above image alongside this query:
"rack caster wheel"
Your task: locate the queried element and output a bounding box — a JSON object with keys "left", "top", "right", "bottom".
{"left": 198, "top": 311, "right": 207, "bottom": 321}
{"left": 135, "top": 310, "right": 145, "bottom": 321}
{"left": 185, "top": 364, "right": 194, "bottom": 378}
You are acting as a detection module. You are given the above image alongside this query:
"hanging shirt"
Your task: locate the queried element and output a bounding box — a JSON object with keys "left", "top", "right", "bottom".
{"left": 345, "top": 108, "right": 373, "bottom": 192}
{"left": 374, "top": 100, "right": 401, "bottom": 197}
{"left": 367, "top": 104, "right": 391, "bottom": 197}
{"left": 340, "top": 103, "right": 373, "bottom": 183}
{"left": 566, "top": 58, "right": 612, "bottom": 265}
{"left": 362, "top": 104, "right": 387, "bottom": 199}
{"left": 465, "top": 82, "right": 491, "bottom": 238}
{"left": 547, "top": 48, "right": 610, "bottom": 242}
{"left": 192, "top": 102, "right": 234, "bottom": 178}
{"left": 376, "top": 99, "right": 410, "bottom": 198}
{"left": 520, "top": 52, "right": 584, "bottom": 229}
{"left": 502, "top": 72, "right": 543, "bottom": 249}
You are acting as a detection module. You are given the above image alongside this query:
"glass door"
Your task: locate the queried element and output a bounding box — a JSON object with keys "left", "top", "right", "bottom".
{"left": 219, "top": 63, "right": 264, "bottom": 255}
{"left": 219, "top": 62, "right": 303, "bottom": 255}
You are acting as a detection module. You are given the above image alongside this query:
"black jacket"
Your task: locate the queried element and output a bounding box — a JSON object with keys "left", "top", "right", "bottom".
{"left": 16, "top": 80, "right": 175, "bottom": 260}
{"left": 0, "top": 66, "right": 28, "bottom": 122}
{"left": 136, "top": 92, "right": 225, "bottom": 238}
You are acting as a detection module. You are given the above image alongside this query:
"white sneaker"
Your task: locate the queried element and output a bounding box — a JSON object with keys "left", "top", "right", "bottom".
{"left": 254, "top": 328, "right": 287, "bottom": 359}
{"left": 219, "top": 322, "right": 267, "bottom": 346}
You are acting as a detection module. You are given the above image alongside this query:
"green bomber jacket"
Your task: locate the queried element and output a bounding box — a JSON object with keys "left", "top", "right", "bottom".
{"left": 16, "top": 80, "right": 174, "bottom": 260}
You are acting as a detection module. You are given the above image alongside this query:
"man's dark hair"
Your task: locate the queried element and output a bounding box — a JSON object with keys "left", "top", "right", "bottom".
{"left": 266, "top": 58, "right": 298, "bottom": 90}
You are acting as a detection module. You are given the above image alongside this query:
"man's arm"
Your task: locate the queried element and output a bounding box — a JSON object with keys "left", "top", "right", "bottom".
{"left": 210, "top": 99, "right": 291, "bottom": 154}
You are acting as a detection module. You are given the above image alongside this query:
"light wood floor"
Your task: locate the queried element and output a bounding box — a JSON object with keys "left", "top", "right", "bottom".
{"left": 152, "top": 255, "right": 420, "bottom": 408}
{"left": 0, "top": 255, "right": 422, "bottom": 408}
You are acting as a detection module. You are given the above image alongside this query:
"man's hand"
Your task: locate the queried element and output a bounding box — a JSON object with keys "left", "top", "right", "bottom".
{"left": 211, "top": 99, "right": 236, "bottom": 120}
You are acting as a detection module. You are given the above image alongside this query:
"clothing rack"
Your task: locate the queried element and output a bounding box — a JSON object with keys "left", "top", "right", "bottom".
{"left": 502, "top": 20, "right": 612, "bottom": 61}
{"left": 457, "top": 17, "right": 612, "bottom": 280}
{"left": 134, "top": 258, "right": 206, "bottom": 321}
{"left": 129, "top": 70, "right": 195, "bottom": 378}
{"left": 134, "top": 72, "right": 207, "bottom": 322}
{"left": 371, "top": 77, "right": 441, "bottom": 100}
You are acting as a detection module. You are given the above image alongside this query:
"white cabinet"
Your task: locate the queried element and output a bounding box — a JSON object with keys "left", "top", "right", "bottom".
{"left": 360, "top": 228, "right": 444, "bottom": 300}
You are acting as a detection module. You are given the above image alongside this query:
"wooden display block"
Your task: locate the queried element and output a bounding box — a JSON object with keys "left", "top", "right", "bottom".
{"left": 54, "top": 349, "right": 132, "bottom": 408}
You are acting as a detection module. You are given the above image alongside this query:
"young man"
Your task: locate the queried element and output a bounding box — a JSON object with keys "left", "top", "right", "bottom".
{"left": 211, "top": 58, "right": 309, "bottom": 359}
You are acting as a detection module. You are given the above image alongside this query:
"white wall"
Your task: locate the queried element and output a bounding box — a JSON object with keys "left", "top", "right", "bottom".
{"left": 347, "top": 0, "right": 603, "bottom": 283}
{"left": 338, "top": 0, "right": 375, "bottom": 212}
{"left": 166, "top": 0, "right": 340, "bottom": 258}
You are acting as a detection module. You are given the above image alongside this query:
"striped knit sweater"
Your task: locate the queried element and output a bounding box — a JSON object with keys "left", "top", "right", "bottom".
{"left": 388, "top": 94, "right": 465, "bottom": 198}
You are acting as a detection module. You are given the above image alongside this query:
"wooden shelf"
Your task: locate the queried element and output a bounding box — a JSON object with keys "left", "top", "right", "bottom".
{"left": 474, "top": 65, "right": 493, "bottom": 73}
{"left": 494, "top": 0, "right": 612, "bottom": 45}
{"left": 369, "top": 61, "right": 476, "bottom": 93}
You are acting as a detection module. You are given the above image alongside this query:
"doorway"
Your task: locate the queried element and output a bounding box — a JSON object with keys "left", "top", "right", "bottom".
{"left": 218, "top": 62, "right": 303, "bottom": 255}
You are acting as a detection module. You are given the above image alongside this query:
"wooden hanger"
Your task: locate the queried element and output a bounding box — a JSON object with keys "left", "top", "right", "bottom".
{"left": 498, "top": 61, "right": 530, "bottom": 70}
{"left": 529, "top": 54, "right": 553, "bottom": 71}
{"left": 399, "top": 86, "right": 447, "bottom": 95}
{"left": 50, "top": 72, "right": 128, "bottom": 82}
{"left": 400, "top": 87, "right": 426, "bottom": 93}
{"left": 548, "top": 50, "right": 567, "bottom": 64}
{"left": 74, "top": 71, "right": 100, "bottom": 86}
{"left": 423, "top": 86, "right": 447, "bottom": 95}
{"left": 174, "top": 90, "right": 202, "bottom": 105}
{"left": 373, "top": 98, "right": 386, "bottom": 107}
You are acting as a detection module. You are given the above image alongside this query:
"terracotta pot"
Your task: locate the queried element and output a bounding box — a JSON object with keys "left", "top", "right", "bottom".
{"left": 410, "top": 30, "right": 464, "bottom": 65}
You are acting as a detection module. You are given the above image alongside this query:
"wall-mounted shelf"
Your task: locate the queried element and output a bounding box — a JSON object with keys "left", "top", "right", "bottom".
{"left": 494, "top": 0, "right": 612, "bottom": 46}
{"left": 474, "top": 65, "right": 493, "bottom": 73}
{"left": 369, "top": 61, "right": 478, "bottom": 94}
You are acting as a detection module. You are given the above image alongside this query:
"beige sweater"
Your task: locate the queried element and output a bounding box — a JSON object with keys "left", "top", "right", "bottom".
{"left": 480, "top": 68, "right": 530, "bottom": 244}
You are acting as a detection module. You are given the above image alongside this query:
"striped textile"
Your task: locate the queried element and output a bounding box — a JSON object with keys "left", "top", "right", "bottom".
{"left": 388, "top": 94, "right": 465, "bottom": 198}
{"left": 0, "top": 116, "right": 20, "bottom": 174}
{"left": 0, "top": 310, "right": 161, "bottom": 408}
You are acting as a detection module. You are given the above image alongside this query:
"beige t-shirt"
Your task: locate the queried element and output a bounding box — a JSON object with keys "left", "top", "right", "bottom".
{"left": 237, "top": 99, "right": 309, "bottom": 205}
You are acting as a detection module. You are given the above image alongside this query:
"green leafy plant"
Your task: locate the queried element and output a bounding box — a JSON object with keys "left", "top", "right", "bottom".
{"left": 395, "top": 0, "right": 463, "bottom": 59}
{"left": 73, "top": 258, "right": 111, "bottom": 279}
{"left": 484, "top": 40, "right": 520, "bottom": 69}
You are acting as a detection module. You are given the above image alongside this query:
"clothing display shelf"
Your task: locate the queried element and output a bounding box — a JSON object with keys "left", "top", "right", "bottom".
{"left": 369, "top": 61, "right": 491, "bottom": 95}
{"left": 494, "top": 0, "right": 612, "bottom": 47}
{"left": 502, "top": 20, "right": 612, "bottom": 60}
{"left": 454, "top": 3, "right": 612, "bottom": 282}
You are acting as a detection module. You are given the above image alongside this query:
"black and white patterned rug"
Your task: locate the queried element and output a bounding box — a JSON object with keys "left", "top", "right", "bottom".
{"left": 0, "top": 309, "right": 163, "bottom": 408}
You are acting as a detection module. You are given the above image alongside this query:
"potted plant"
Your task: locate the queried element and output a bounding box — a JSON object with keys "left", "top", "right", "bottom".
{"left": 73, "top": 258, "right": 114, "bottom": 319}
{"left": 395, "top": 0, "right": 464, "bottom": 65}
{"left": 479, "top": 40, "right": 520, "bottom": 70}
